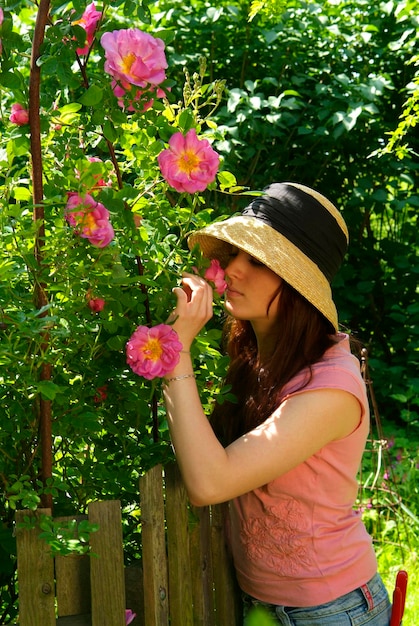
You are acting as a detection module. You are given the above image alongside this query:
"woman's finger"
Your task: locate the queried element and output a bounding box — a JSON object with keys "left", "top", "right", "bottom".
{"left": 172, "top": 285, "right": 190, "bottom": 303}
{"left": 181, "top": 283, "right": 193, "bottom": 302}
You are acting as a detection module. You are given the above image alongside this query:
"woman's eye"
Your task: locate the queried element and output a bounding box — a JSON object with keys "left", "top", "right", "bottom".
{"left": 249, "top": 257, "right": 264, "bottom": 267}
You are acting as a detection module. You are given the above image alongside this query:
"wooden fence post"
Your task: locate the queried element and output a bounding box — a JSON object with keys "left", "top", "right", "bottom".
{"left": 88, "top": 500, "right": 126, "bottom": 626}
{"left": 165, "top": 462, "right": 194, "bottom": 626}
{"left": 140, "top": 465, "right": 169, "bottom": 626}
{"left": 15, "top": 508, "right": 56, "bottom": 626}
{"left": 211, "top": 503, "right": 242, "bottom": 626}
{"left": 55, "top": 516, "right": 91, "bottom": 620}
{"left": 189, "top": 505, "right": 215, "bottom": 626}
{"left": 15, "top": 486, "right": 243, "bottom": 625}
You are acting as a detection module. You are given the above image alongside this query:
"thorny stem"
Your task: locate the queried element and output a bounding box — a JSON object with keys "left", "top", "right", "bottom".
{"left": 29, "top": 0, "right": 52, "bottom": 510}
{"left": 71, "top": 42, "right": 124, "bottom": 189}
{"left": 105, "top": 138, "right": 124, "bottom": 189}
{"left": 76, "top": 53, "right": 90, "bottom": 90}
{"left": 154, "top": 193, "right": 199, "bottom": 279}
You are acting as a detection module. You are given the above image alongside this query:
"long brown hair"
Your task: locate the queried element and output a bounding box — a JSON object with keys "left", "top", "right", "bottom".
{"left": 210, "top": 281, "right": 336, "bottom": 445}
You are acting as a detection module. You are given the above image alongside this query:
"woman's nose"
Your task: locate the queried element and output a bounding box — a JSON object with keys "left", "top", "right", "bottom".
{"left": 225, "top": 251, "right": 244, "bottom": 277}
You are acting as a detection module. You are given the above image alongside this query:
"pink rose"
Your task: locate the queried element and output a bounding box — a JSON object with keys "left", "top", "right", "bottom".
{"left": 125, "top": 609, "right": 137, "bottom": 625}
{"left": 93, "top": 385, "right": 107, "bottom": 403}
{"left": 10, "top": 103, "right": 29, "bottom": 125}
{"left": 88, "top": 297, "right": 106, "bottom": 312}
{"left": 157, "top": 129, "right": 220, "bottom": 194}
{"left": 126, "top": 324, "right": 183, "bottom": 380}
{"left": 101, "top": 29, "right": 167, "bottom": 89}
{"left": 204, "top": 259, "right": 227, "bottom": 295}
{"left": 65, "top": 192, "right": 114, "bottom": 248}
{"left": 72, "top": 2, "right": 102, "bottom": 55}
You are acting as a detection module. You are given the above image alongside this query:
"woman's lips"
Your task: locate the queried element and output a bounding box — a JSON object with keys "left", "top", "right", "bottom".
{"left": 226, "top": 286, "right": 242, "bottom": 298}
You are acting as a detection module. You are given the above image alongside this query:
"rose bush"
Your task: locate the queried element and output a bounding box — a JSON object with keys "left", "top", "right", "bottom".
{"left": 0, "top": 3, "right": 232, "bottom": 620}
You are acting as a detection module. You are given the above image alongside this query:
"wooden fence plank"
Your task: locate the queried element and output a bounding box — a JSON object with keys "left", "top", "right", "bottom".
{"left": 55, "top": 516, "right": 90, "bottom": 618}
{"left": 55, "top": 553, "right": 90, "bottom": 617}
{"left": 16, "top": 477, "right": 243, "bottom": 626}
{"left": 15, "top": 508, "right": 56, "bottom": 626}
{"left": 125, "top": 563, "right": 144, "bottom": 626}
{"left": 88, "top": 501, "right": 126, "bottom": 626}
{"left": 189, "top": 505, "right": 215, "bottom": 626}
{"left": 211, "top": 503, "right": 242, "bottom": 626}
{"left": 140, "top": 465, "right": 169, "bottom": 626}
{"left": 165, "top": 462, "right": 194, "bottom": 626}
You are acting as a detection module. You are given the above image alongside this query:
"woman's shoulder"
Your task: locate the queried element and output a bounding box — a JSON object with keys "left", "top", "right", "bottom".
{"left": 320, "top": 332, "right": 365, "bottom": 376}
{"left": 283, "top": 333, "right": 366, "bottom": 399}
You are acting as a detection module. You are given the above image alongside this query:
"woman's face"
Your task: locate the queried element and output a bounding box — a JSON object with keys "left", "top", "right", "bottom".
{"left": 224, "top": 247, "right": 282, "bottom": 336}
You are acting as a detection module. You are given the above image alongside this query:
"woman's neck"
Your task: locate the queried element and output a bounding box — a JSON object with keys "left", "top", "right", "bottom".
{"left": 254, "top": 326, "right": 278, "bottom": 362}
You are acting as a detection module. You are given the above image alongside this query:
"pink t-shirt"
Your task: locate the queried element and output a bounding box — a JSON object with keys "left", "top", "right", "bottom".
{"left": 228, "top": 334, "right": 377, "bottom": 606}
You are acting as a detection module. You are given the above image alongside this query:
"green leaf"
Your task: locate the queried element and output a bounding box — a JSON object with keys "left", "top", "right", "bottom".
{"left": 137, "top": 2, "right": 152, "bottom": 23}
{"left": 371, "top": 189, "right": 388, "bottom": 202}
{"left": 103, "top": 120, "right": 118, "bottom": 142}
{"left": 106, "top": 335, "right": 127, "bottom": 350}
{"left": 55, "top": 103, "right": 82, "bottom": 124}
{"left": 0, "top": 71, "right": 24, "bottom": 90}
{"left": 78, "top": 85, "right": 104, "bottom": 107}
{"left": 178, "top": 108, "right": 195, "bottom": 132}
{"left": 218, "top": 170, "right": 237, "bottom": 191}
{"left": 35, "top": 381, "right": 63, "bottom": 400}
{"left": 12, "top": 187, "right": 32, "bottom": 201}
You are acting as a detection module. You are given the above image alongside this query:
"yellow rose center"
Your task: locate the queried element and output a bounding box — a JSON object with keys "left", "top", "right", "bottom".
{"left": 143, "top": 338, "right": 163, "bottom": 361}
{"left": 120, "top": 52, "right": 136, "bottom": 77}
{"left": 79, "top": 212, "right": 97, "bottom": 235}
{"left": 177, "top": 150, "right": 200, "bottom": 175}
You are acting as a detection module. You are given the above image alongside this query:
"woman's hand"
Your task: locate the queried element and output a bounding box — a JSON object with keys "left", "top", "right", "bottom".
{"left": 168, "top": 272, "right": 214, "bottom": 350}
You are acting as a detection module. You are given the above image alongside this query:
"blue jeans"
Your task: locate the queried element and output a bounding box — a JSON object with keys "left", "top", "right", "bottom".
{"left": 243, "top": 573, "right": 392, "bottom": 625}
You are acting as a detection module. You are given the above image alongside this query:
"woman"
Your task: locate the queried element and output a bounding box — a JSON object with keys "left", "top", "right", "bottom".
{"left": 162, "top": 182, "right": 391, "bottom": 625}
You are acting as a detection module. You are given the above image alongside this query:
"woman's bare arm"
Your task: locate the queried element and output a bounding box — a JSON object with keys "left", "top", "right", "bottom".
{"left": 162, "top": 273, "right": 361, "bottom": 506}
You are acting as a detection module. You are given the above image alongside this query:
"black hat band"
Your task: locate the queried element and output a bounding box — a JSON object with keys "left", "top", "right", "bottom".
{"left": 241, "top": 183, "right": 348, "bottom": 283}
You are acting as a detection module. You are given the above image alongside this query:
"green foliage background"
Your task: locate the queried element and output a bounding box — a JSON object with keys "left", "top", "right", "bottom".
{"left": 0, "top": 0, "right": 418, "bottom": 622}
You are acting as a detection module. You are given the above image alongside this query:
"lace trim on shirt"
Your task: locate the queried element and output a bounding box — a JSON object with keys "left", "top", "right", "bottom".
{"left": 239, "top": 497, "right": 313, "bottom": 576}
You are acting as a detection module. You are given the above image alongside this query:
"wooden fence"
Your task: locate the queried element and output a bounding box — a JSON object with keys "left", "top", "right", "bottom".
{"left": 15, "top": 462, "right": 241, "bottom": 626}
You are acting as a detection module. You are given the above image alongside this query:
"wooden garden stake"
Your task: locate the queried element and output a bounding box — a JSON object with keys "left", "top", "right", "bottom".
{"left": 29, "top": 0, "right": 53, "bottom": 510}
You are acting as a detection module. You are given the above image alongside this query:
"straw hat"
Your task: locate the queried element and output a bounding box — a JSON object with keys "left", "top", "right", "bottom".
{"left": 188, "top": 182, "right": 349, "bottom": 331}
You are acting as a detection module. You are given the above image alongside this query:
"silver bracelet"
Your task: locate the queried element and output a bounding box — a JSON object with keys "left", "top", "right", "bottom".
{"left": 163, "top": 373, "right": 195, "bottom": 385}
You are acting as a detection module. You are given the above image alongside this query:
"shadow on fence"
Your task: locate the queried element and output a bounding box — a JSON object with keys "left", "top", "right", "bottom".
{"left": 15, "top": 462, "right": 242, "bottom": 626}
